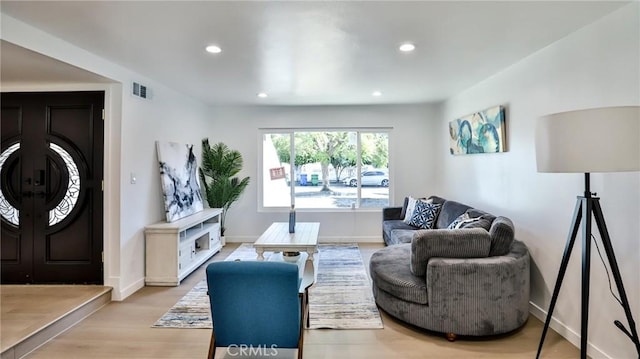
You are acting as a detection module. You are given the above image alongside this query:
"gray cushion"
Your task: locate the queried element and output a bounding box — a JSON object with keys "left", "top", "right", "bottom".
{"left": 383, "top": 220, "right": 418, "bottom": 245}
{"left": 467, "top": 208, "right": 496, "bottom": 223}
{"left": 427, "top": 195, "right": 447, "bottom": 205}
{"left": 382, "top": 206, "right": 403, "bottom": 221}
{"left": 399, "top": 197, "right": 411, "bottom": 220}
{"left": 370, "top": 244, "right": 428, "bottom": 305}
{"left": 436, "top": 200, "right": 472, "bottom": 229}
{"left": 390, "top": 229, "right": 416, "bottom": 244}
{"left": 383, "top": 220, "right": 416, "bottom": 233}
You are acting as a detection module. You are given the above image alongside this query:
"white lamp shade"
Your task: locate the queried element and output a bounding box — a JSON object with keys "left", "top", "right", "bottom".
{"left": 535, "top": 106, "right": 640, "bottom": 173}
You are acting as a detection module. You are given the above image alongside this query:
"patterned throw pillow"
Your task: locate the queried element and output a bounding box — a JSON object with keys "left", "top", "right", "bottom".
{"left": 403, "top": 197, "right": 431, "bottom": 224}
{"left": 448, "top": 212, "right": 471, "bottom": 229}
{"left": 461, "top": 217, "right": 492, "bottom": 231}
{"left": 447, "top": 212, "right": 489, "bottom": 230}
{"left": 447, "top": 212, "right": 481, "bottom": 229}
{"left": 408, "top": 201, "right": 442, "bottom": 229}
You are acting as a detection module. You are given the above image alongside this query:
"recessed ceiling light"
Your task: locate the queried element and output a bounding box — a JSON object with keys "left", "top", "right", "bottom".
{"left": 399, "top": 43, "right": 415, "bottom": 52}
{"left": 372, "top": 91, "right": 382, "bottom": 97}
{"left": 257, "top": 92, "right": 268, "bottom": 98}
{"left": 205, "top": 45, "right": 222, "bottom": 54}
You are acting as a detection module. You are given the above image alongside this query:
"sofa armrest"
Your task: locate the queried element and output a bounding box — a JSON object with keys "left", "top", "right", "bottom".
{"left": 410, "top": 228, "right": 491, "bottom": 276}
{"left": 382, "top": 206, "right": 403, "bottom": 221}
{"left": 489, "top": 216, "right": 515, "bottom": 256}
{"left": 424, "top": 242, "right": 530, "bottom": 335}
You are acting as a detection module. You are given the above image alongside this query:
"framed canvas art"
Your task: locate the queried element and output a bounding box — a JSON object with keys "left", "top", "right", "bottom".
{"left": 449, "top": 105, "right": 507, "bottom": 155}
{"left": 156, "top": 141, "right": 204, "bottom": 222}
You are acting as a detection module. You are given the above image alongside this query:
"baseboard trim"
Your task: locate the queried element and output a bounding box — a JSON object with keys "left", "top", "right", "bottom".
{"left": 224, "top": 235, "right": 384, "bottom": 244}
{"left": 319, "top": 236, "right": 383, "bottom": 243}
{"left": 529, "top": 302, "right": 610, "bottom": 358}
{"left": 116, "top": 277, "right": 145, "bottom": 301}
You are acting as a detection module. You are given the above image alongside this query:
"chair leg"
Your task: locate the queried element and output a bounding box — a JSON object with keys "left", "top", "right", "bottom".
{"left": 207, "top": 330, "right": 216, "bottom": 359}
{"left": 298, "top": 294, "right": 305, "bottom": 359}
{"left": 305, "top": 288, "right": 310, "bottom": 328}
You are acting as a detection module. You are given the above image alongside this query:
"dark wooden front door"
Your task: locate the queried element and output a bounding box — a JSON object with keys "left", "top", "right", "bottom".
{"left": 1, "top": 91, "right": 104, "bottom": 284}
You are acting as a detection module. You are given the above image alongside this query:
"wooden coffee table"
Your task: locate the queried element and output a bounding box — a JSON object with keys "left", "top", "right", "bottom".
{"left": 254, "top": 222, "right": 319, "bottom": 261}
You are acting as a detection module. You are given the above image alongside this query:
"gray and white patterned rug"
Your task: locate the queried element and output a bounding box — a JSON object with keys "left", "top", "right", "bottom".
{"left": 152, "top": 243, "right": 383, "bottom": 329}
{"left": 307, "top": 244, "right": 384, "bottom": 329}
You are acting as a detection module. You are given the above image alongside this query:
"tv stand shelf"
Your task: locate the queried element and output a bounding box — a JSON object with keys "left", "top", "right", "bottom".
{"left": 144, "top": 208, "right": 223, "bottom": 286}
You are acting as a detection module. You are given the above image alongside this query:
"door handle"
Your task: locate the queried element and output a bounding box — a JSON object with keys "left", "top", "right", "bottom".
{"left": 22, "top": 191, "right": 33, "bottom": 198}
{"left": 34, "top": 169, "right": 45, "bottom": 186}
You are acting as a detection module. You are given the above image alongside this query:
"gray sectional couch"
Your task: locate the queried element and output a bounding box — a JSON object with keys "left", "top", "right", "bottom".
{"left": 370, "top": 195, "right": 530, "bottom": 338}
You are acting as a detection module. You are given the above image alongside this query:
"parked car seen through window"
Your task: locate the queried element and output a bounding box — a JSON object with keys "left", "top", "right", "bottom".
{"left": 343, "top": 170, "right": 389, "bottom": 187}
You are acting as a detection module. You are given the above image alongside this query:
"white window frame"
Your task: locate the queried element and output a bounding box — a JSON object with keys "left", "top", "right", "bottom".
{"left": 258, "top": 127, "right": 392, "bottom": 212}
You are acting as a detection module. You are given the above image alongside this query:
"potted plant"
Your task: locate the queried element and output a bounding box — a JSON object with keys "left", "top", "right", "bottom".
{"left": 199, "top": 139, "right": 250, "bottom": 242}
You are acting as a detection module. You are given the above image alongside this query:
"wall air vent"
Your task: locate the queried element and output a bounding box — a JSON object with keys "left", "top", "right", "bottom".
{"left": 132, "top": 82, "right": 150, "bottom": 99}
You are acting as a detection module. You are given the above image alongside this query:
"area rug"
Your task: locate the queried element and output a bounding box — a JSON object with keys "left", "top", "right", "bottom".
{"left": 152, "top": 243, "right": 383, "bottom": 329}
{"left": 307, "top": 244, "right": 384, "bottom": 329}
{"left": 151, "top": 244, "right": 264, "bottom": 329}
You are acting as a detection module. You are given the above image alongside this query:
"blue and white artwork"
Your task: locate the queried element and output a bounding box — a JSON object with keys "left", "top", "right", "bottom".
{"left": 157, "top": 141, "right": 204, "bottom": 222}
{"left": 449, "top": 105, "right": 506, "bottom": 155}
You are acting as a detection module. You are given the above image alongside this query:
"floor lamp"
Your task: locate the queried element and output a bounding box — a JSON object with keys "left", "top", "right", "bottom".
{"left": 534, "top": 106, "right": 640, "bottom": 358}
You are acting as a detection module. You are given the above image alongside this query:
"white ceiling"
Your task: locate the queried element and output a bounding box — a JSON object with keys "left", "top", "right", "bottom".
{"left": 0, "top": 1, "right": 630, "bottom": 106}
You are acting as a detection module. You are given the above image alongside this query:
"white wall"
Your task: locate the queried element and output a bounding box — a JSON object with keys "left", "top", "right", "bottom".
{"left": 118, "top": 83, "right": 210, "bottom": 298}
{"left": 436, "top": 4, "right": 639, "bottom": 358}
{"left": 208, "top": 104, "right": 440, "bottom": 242}
{"left": 1, "top": 14, "right": 211, "bottom": 300}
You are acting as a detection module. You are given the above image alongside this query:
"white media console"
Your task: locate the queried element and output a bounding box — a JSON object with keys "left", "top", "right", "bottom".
{"left": 144, "top": 208, "right": 223, "bottom": 286}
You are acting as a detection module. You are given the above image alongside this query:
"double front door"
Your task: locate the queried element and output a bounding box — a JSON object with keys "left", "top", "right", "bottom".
{"left": 1, "top": 91, "right": 104, "bottom": 284}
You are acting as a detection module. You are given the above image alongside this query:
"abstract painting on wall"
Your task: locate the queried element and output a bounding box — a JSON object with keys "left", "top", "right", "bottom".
{"left": 449, "top": 105, "right": 507, "bottom": 155}
{"left": 156, "top": 141, "right": 204, "bottom": 222}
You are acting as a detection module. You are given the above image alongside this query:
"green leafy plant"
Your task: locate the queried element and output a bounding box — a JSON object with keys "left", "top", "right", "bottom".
{"left": 199, "top": 139, "right": 250, "bottom": 236}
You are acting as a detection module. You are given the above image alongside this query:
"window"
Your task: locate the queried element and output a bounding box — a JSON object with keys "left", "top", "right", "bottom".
{"left": 261, "top": 129, "right": 390, "bottom": 210}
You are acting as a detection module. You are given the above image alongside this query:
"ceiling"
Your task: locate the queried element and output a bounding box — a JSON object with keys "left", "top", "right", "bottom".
{"left": 0, "top": 1, "right": 629, "bottom": 106}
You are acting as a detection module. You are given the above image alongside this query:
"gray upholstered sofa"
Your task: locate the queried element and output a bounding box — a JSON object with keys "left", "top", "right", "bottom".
{"left": 370, "top": 195, "right": 530, "bottom": 339}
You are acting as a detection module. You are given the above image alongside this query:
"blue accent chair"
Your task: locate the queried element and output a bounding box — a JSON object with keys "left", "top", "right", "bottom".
{"left": 205, "top": 260, "right": 305, "bottom": 359}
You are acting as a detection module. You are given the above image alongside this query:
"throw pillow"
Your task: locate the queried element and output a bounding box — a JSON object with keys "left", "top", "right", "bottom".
{"left": 447, "top": 212, "right": 488, "bottom": 230}
{"left": 403, "top": 196, "right": 418, "bottom": 223}
{"left": 461, "top": 217, "right": 492, "bottom": 231}
{"left": 447, "top": 212, "right": 471, "bottom": 229}
{"left": 403, "top": 197, "right": 431, "bottom": 224}
{"left": 408, "top": 201, "right": 442, "bottom": 229}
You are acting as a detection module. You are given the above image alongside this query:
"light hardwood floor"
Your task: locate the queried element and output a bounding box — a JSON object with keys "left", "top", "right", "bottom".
{"left": 3, "top": 243, "right": 578, "bottom": 358}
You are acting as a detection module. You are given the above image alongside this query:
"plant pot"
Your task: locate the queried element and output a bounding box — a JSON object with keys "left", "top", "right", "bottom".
{"left": 283, "top": 251, "right": 300, "bottom": 262}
